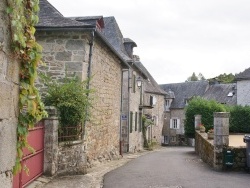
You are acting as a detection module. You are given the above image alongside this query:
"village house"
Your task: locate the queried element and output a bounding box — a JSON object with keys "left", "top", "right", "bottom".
{"left": 0, "top": 1, "right": 19, "bottom": 187}
{"left": 160, "top": 80, "right": 237, "bottom": 146}
{"left": 235, "top": 67, "right": 250, "bottom": 106}
{"left": 36, "top": 0, "right": 130, "bottom": 175}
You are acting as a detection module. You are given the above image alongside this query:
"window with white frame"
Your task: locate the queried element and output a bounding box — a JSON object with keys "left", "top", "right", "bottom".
{"left": 170, "top": 118, "right": 180, "bottom": 129}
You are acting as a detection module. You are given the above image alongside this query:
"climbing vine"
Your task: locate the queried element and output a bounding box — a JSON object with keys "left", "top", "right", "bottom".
{"left": 6, "top": 0, "right": 47, "bottom": 174}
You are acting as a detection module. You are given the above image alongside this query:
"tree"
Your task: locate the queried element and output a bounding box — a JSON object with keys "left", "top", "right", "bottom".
{"left": 208, "top": 73, "right": 235, "bottom": 84}
{"left": 186, "top": 72, "right": 205, "bottom": 82}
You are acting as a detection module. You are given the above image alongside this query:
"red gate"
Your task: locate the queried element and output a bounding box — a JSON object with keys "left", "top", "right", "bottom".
{"left": 13, "top": 121, "right": 45, "bottom": 188}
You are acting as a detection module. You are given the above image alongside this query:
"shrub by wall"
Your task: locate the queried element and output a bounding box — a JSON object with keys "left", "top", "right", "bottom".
{"left": 229, "top": 105, "right": 250, "bottom": 133}
{"left": 184, "top": 97, "right": 226, "bottom": 138}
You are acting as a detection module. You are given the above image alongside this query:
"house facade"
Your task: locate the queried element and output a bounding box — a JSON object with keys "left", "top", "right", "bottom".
{"left": 36, "top": 0, "right": 129, "bottom": 170}
{"left": 235, "top": 67, "right": 250, "bottom": 106}
{"left": 160, "top": 80, "right": 237, "bottom": 146}
{"left": 0, "top": 1, "right": 19, "bottom": 186}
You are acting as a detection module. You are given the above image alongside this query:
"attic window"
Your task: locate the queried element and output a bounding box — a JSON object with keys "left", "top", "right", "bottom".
{"left": 227, "top": 91, "right": 234, "bottom": 97}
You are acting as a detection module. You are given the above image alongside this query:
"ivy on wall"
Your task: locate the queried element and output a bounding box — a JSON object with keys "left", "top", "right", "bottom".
{"left": 6, "top": 0, "right": 47, "bottom": 174}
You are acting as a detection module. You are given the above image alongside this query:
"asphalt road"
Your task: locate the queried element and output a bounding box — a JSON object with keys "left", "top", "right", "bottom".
{"left": 103, "top": 147, "right": 250, "bottom": 188}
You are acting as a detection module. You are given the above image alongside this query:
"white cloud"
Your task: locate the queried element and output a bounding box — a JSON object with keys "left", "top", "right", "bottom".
{"left": 48, "top": 0, "right": 250, "bottom": 83}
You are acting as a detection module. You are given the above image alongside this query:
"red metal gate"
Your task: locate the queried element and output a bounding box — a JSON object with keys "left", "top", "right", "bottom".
{"left": 13, "top": 121, "right": 45, "bottom": 188}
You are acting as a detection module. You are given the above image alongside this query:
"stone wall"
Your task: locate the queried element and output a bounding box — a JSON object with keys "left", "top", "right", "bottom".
{"left": 35, "top": 30, "right": 89, "bottom": 91}
{"left": 237, "top": 80, "right": 250, "bottom": 106}
{"left": 58, "top": 142, "right": 87, "bottom": 175}
{"left": 44, "top": 107, "right": 87, "bottom": 176}
{"left": 36, "top": 30, "right": 124, "bottom": 167}
{"left": 84, "top": 35, "right": 123, "bottom": 166}
{"left": 227, "top": 146, "right": 247, "bottom": 171}
{"left": 195, "top": 131, "right": 214, "bottom": 167}
{"left": 0, "top": 1, "right": 19, "bottom": 187}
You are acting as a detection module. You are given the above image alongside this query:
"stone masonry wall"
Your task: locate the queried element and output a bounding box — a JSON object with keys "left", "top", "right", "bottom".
{"left": 144, "top": 93, "right": 165, "bottom": 145}
{"left": 227, "top": 146, "right": 247, "bottom": 171}
{"left": 195, "top": 131, "right": 214, "bottom": 167}
{"left": 35, "top": 30, "right": 89, "bottom": 91}
{"left": 0, "top": 1, "right": 19, "bottom": 187}
{"left": 57, "top": 143, "right": 87, "bottom": 175}
{"left": 85, "top": 35, "right": 122, "bottom": 166}
{"left": 237, "top": 80, "right": 250, "bottom": 106}
{"left": 128, "top": 70, "right": 144, "bottom": 153}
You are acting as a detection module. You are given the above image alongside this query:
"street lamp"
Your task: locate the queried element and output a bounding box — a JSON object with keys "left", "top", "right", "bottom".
{"left": 136, "top": 76, "right": 143, "bottom": 88}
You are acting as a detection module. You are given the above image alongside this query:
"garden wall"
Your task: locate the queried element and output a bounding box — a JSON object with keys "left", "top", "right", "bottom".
{"left": 195, "top": 131, "right": 214, "bottom": 167}
{"left": 227, "top": 146, "right": 246, "bottom": 171}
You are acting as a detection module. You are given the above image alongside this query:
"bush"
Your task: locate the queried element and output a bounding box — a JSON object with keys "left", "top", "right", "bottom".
{"left": 229, "top": 105, "right": 250, "bottom": 133}
{"left": 44, "top": 77, "right": 92, "bottom": 127}
{"left": 184, "top": 97, "right": 226, "bottom": 138}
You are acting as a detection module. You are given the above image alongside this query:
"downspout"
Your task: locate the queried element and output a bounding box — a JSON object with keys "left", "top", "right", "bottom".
{"left": 83, "top": 29, "right": 95, "bottom": 138}
{"left": 127, "top": 68, "right": 131, "bottom": 152}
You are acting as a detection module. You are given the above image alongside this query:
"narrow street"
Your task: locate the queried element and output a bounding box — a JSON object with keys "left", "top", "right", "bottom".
{"left": 103, "top": 147, "right": 250, "bottom": 188}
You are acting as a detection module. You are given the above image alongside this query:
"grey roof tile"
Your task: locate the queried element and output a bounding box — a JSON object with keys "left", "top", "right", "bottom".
{"left": 203, "top": 83, "right": 236, "bottom": 105}
{"left": 37, "top": 0, "right": 92, "bottom": 28}
{"left": 235, "top": 67, "right": 250, "bottom": 80}
{"left": 160, "top": 81, "right": 209, "bottom": 108}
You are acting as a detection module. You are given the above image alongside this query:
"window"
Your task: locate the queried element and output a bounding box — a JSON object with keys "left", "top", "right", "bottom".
{"left": 150, "top": 95, "right": 157, "bottom": 106}
{"left": 170, "top": 118, "right": 180, "bottom": 129}
{"left": 132, "top": 74, "right": 136, "bottom": 93}
{"left": 153, "top": 116, "right": 158, "bottom": 126}
{"left": 166, "top": 100, "right": 170, "bottom": 106}
{"left": 139, "top": 112, "right": 142, "bottom": 132}
{"left": 130, "top": 111, "right": 133, "bottom": 133}
{"left": 135, "top": 112, "right": 138, "bottom": 131}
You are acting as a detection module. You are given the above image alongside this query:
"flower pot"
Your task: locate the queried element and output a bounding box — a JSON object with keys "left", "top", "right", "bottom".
{"left": 207, "top": 132, "right": 214, "bottom": 139}
{"left": 200, "top": 127, "right": 205, "bottom": 133}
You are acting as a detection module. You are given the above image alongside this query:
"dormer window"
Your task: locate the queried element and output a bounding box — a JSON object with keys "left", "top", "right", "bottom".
{"left": 227, "top": 91, "right": 234, "bottom": 97}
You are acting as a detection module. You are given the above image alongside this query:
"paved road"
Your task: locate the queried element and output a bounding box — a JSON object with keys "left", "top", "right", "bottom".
{"left": 103, "top": 147, "right": 250, "bottom": 188}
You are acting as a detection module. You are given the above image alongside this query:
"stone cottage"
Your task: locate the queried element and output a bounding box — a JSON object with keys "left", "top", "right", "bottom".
{"left": 160, "top": 80, "right": 237, "bottom": 146}
{"left": 100, "top": 16, "right": 167, "bottom": 151}
{"left": 235, "top": 67, "right": 250, "bottom": 106}
{"left": 36, "top": 0, "right": 130, "bottom": 173}
{"left": 0, "top": 1, "right": 19, "bottom": 187}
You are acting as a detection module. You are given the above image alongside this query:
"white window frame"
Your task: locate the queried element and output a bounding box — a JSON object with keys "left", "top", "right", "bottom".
{"left": 170, "top": 118, "right": 180, "bottom": 129}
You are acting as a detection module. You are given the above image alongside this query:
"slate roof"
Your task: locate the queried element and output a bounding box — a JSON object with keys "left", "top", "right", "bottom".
{"left": 37, "top": 0, "right": 92, "bottom": 28}
{"left": 69, "top": 16, "right": 104, "bottom": 28}
{"left": 160, "top": 81, "right": 209, "bottom": 108}
{"left": 235, "top": 67, "right": 250, "bottom": 81}
{"left": 134, "top": 62, "right": 167, "bottom": 95}
{"left": 102, "top": 17, "right": 131, "bottom": 62}
{"left": 203, "top": 83, "right": 236, "bottom": 105}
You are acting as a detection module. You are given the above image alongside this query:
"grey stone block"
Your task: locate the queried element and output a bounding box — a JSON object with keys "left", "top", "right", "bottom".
{"left": 66, "top": 40, "right": 84, "bottom": 51}
{"left": 55, "top": 51, "right": 72, "bottom": 61}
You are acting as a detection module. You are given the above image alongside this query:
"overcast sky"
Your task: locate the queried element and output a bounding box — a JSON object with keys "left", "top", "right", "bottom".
{"left": 47, "top": 0, "right": 250, "bottom": 84}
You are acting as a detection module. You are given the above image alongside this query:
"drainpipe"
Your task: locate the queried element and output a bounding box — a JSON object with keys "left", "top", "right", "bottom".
{"left": 127, "top": 68, "right": 131, "bottom": 152}
{"left": 83, "top": 30, "right": 95, "bottom": 138}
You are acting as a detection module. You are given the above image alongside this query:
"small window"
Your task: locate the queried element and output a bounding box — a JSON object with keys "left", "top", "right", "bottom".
{"left": 166, "top": 100, "right": 170, "bottom": 106}
{"left": 170, "top": 118, "right": 180, "bottom": 129}
{"left": 130, "top": 111, "right": 133, "bottom": 133}
{"left": 171, "top": 136, "right": 176, "bottom": 142}
{"left": 227, "top": 91, "right": 234, "bottom": 97}
{"left": 139, "top": 112, "right": 142, "bottom": 132}
{"left": 132, "top": 75, "right": 136, "bottom": 93}
{"left": 150, "top": 95, "right": 157, "bottom": 106}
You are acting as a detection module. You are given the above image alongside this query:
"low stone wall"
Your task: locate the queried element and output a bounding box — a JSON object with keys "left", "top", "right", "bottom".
{"left": 195, "top": 131, "right": 214, "bottom": 167}
{"left": 57, "top": 142, "right": 87, "bottom": 176}
{"left": 227, "top": 146, "right": 246, "bottom": 171}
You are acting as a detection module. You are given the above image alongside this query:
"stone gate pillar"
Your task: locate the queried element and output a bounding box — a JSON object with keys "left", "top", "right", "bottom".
{"left": 213, "top": 112, "right": 230, "bottom": 170}
{"left": 43, "top": 106, "right": 59, "bottom": 176}
{"left": 194, "top": 115, "right": 201, "bottom": 130}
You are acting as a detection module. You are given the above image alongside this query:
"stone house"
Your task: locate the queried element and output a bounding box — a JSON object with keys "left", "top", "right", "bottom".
{"left": 36, "top": 0, "right": 130, "bottom": 173}
{"left": 0, "top": 1, "right": 19, "bottom": 187}
{"left": 160, "top": 81, "right": 237, "bottom": 146}
{"left": 99, "top": 16, "right": 167, "bottom": 151}
{"left": 235, "top": 67, "right": 250, "bottom": 106}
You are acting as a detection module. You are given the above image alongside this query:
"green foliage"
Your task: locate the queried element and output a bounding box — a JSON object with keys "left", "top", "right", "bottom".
{"left": 208, "top": 73, "right": 235, "bottom": 84}
{"left": 142, "top": 115, "right": 154, "bottom": 149}
{"left": 186, "top": 72, "right": 205, "bottom": 82}
{"left": 184, "top": 97, "right": 226, "bottom": 138}
{"left": 44, "top": 77, "right": 92, "bottom": 127}
{"left": 229, "top": 105, "right": 250, "bottom": 133}
{"left": 7, "top": 0, "right": 47, "bottom": 174}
